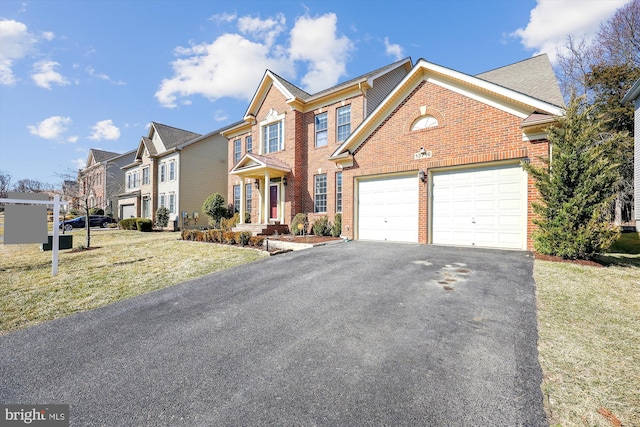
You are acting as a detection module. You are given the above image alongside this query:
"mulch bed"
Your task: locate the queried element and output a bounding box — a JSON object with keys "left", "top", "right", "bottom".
{"left": 533, "top": 252, "right": 605, "bottom": 267}
{"left": 265, "top": 235, "right": 342, "bottom": 244}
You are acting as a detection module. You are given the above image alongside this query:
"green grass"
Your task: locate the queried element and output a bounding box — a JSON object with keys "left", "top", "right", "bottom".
{"left": 535, "top": 231, "right": 640, "bottom": 426}
{"left": 0, "top": 230, "right": 267, "bottom": 335}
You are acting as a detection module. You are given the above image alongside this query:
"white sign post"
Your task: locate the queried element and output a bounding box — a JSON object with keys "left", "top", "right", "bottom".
{"left": 1, "top": 194, "right": 69, "bottom": 276}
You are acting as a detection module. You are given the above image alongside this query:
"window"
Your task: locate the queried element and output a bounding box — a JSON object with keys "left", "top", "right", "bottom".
{"left": 337, "top": 105, "right": 351, "bottom": 142}
{"left": 335, "top": 172, "right": 342, "bottom": 213}
{"left": 314, "top": 174, "right": 327, "bottom": 213}
{"left": 245, "top": 183, "right": 252, "bottom": 214}
{"left": 133, "top": 171, "right": 139, "bottom": 188}
{"left": 142, "top": 197, "right": 150, "bottom": 218}
{"left": 142, "top": 167, "right": 149, "bottom": 185}
{"left": 233, "top": 185, "right": 241, "bottom": 213}
{"left": 160, "top": 163, "right": 166, "bottom": 182}
{"left": 169, "top": 161, "right": 176, "bottom": 181}
{"left": 262, "top": 121, "right": 283, "bottom": 153}
{"left": 315, "top": 112, "right": 328, "bottom": 147}
{"left": 159, "top": 193, "right": 166, "bottom": 208}
{"left": 411, "top": 115, "right": 438, "bottom": 131}
{"left": 169, "top": 193, "right": 175, "bottom": 214}
{"left": 234, "top": 139, "right": 242, "bottom": 163}
{"left": 245, "top": 136, "right": 252, "bottom": 154}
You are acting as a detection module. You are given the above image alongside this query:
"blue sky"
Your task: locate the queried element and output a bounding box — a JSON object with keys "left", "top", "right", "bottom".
{"left": 0, "top": 0, "right": 630, "bottom": 186}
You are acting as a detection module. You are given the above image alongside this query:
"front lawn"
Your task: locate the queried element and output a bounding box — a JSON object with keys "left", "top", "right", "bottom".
{"left": 0, "top": 230, "right": 267, "bottom": 335}
{"left": 535, "top": 232, "right": 640, "bottom": 426}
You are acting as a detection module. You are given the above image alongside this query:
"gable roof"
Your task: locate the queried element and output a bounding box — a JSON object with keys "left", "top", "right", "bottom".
{"left": 230, "top": 153, "right": 292, "bottom": 177}
{"left": 87, "top": 148, "right": 120, "bottom": 167}
{"left": 330, "top": 57, "right": 565, "bottom": 162}
{"left": 621, "top": 77, "right": 640, "bottom": 103}
{"left": 151, "top": 122, "right": 201, "bottom": 151}
{"left": 475, "top": 54, "right": 565, "bottom": 107}
{"left": 243, "top": 58, "right": 413, "bottom": 120}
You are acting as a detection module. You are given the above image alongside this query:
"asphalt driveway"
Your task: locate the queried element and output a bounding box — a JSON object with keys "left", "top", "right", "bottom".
{"left": 0, "top": 241, "right": 546, "bottom": 426}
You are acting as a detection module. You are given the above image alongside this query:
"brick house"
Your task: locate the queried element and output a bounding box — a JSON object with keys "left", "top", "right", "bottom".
{"left": 78, "top": 148, "right": 136, "bottom": 216}
{"left": 118, "top": 122, "right": 230, "bottom": 229}
{"left": 224, "top": 58, "right": 412, "bottom": 230}
{"left": 226, "top": 55, "right": 564, "bottom": 250}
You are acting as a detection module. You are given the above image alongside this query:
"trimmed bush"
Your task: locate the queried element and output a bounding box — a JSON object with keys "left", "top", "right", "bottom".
{"left": 119, "top": 218, "right": 138, "bottom": 230}
{"left": 291, "top": 213, "right": 308, "bottom": 236}
{"left": 220, "top": 213, "right": 240, "bottom": 231}
{"left": 312, "top": 215, "right": 331, "bottom": 236}
{"left": 331, "top": 213, "right": 342, "bottom": 237}
{"left": 239, "top": 231, "right": 251, "bottom": 246}
{"left": 89, "top": 207, "right": 104, "bottom": 216}
{"left": 249, "top": 236, "right": 264, "bottom": 247}
{"left": 223, "top": 231, "right": 237, "bottom": 245}
{"left": 156, "top": 207, "right": 170, "bottom": 228}
{"left": 136, "top": 218, "right": 153, "bottom": 232}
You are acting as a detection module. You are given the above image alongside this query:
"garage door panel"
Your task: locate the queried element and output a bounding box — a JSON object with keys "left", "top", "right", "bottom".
{"left": 432, "top": 164, "right": 526, "bottom": 249}
{"left": 358, "top": 175, "right": 418, "bottom": 243}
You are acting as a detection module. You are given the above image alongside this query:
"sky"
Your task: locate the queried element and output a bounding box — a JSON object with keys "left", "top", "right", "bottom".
{"left": 0, "top": 0, "right": 630, "bottom": 187}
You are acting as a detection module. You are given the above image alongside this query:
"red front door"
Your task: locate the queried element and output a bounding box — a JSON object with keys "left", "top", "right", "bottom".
{"left": 270, "top": 185, "right": 278, "bottom": 219}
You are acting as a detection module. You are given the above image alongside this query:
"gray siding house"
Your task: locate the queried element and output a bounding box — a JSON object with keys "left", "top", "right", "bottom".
{"left": 622, "top": 77, "right": 640, "bottom": 230}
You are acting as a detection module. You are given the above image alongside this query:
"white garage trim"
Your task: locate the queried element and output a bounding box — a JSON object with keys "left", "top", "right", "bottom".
{"left": 357, "top": 173, "right": 419, "bottom": 243}
{"left": 430, "top": 162, "right": 527, "bottom": 250}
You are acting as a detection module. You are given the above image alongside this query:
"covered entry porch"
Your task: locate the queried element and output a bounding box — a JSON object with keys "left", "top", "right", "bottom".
{"left": 230, "top": 153, "right": 291, "bottom": 227}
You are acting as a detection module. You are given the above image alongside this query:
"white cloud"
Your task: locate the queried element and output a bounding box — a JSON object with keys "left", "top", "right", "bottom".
{"left": 384, "top": 37, "right": 404, "bottom": 61}
{"left": 0, "top": 19, "right": 37, "bottom": 84}
{"left": 28, "top": 116, "right": 72, "bottom": 140}
{"left": 89, "top": 120, "right": 120, "bottom": 140}
{"left": 213, "top": 109, "right": 228, "bottom": 122}
{"left": 41, "top": 31, "right": 55, "bottom": 41}
{"left": 156, "top": 12, "right": 355, "bottom": 107}
{"left": 67, "top": 135, "right": 79, "bottom": 143}
{"left": 86, "top": 66, "right": 125, "bottom": 85}
{"left": 238, "top": 14, "right": 286, "bottom": 47}
{"left": 31, "top": 60, "right": 69, "bottom": 89}
{"left": 155, "top": 32, "right": 292, "bottom": 108}
{"left": 512, "top": 0, "right": 630, "bottom": 62}
{"left": 289, "top": 13, "right": 354, "bottom": 93}
{"left": 209, "top": 12, "right": 237, "bottom": 24}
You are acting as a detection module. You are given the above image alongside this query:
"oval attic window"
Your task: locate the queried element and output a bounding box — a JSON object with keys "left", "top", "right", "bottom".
{"left": 411, "top": 115, "right": 438, "bottom": 131}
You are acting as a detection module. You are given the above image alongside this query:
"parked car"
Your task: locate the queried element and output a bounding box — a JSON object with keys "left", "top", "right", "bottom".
{"left": 59, "top": 215, "right": 116, "bottom": 231}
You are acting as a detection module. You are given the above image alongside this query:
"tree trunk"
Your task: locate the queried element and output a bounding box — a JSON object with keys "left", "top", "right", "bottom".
{"left": 614, "top": 194, "right": 622, "bottom": 226}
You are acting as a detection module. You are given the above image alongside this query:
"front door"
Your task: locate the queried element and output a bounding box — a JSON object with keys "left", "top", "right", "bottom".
{"left": 270, "top": 185, "right": 278, "bottom": 219}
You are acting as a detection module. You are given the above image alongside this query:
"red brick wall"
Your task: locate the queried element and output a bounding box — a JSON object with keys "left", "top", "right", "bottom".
{"left": 341, "top": 80, "right": 549, "bottom": 250}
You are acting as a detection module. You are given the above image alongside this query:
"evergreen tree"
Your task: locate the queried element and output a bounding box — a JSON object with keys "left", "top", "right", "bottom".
{"left": 523, "top": 96, "right": 621, "bottom": 259}
{"left": 202, "top": 193, "right": 229, "bottom": 227}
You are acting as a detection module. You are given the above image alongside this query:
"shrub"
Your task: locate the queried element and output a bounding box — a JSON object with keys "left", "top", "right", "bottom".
{"left": 136, "top": 218, "right": 153, "bottom": 232}
{"left": 312, "top": 215, "right": 331, "bottom": 236}
{"left": 223, "top": 231, "right": 237, "bottom": 245}
{"left": 244, "top": 212, "right": 251, "bottom": 224}
{"left": 331, "top": 213, "right": 342, "bottom": 237}
{"left": 220, "top": 213, "right": 240, "bottom": 231}
{"left": 68, "top": 208, "right": 81, "bottom": 217}
{"left": 249, "top": 236, "right": 264, "bottom": 247}
{"left": 156, "top": 207, "right": 170, "bottom": 228}
{"left": 119, "top": 218, "right": 138, "bottom": 230}
{"left": 202, "top": 193, "right": 230, "bottom": 227}
{"left": 291, "top": 213, "right": 308, "bottom": 236}
{"left": 89, "top": 207, "right": 104, "bottom": 216}
{"left": 239, "top": 231, "right": 252, "bottom": 246}
{"left": 208, "top": 229, "right": 223, "bottom": 243}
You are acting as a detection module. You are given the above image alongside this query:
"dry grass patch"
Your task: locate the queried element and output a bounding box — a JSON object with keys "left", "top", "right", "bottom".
{"left": 535, "top": 258, "right": 640, "bottom": 426}
{"left": 0, "top": 230, "right": 267, "bottom": 335}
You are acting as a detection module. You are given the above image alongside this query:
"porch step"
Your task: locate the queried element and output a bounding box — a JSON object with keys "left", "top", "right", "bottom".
{"left": 233, "top": 223, "right": 290, "bottom": 236}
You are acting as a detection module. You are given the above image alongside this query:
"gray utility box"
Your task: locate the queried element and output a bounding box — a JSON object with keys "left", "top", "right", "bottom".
{"left": 41, "top": 234, "right": 73, "bottom": 251}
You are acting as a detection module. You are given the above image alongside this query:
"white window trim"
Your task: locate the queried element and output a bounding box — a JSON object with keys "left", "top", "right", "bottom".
{"left": 259, "top": 109, "right": 285, "bottom": 155}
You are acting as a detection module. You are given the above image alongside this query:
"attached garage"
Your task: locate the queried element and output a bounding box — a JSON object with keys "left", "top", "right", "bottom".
{"left": 431, "top": 163, "right": 527, "bottom": 250}
{"left": 121, "top": 204, "right": 135, "bottom": 219}
{"left": 357, "top": 174, "right": 419, "bottom": 243}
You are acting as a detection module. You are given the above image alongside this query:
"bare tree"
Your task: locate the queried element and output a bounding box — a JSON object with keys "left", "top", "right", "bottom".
{"left": 0, "top": 170, "right": 11, "bottom": 199}
{"left": 11, "top": 178, "right": 53, "bottom": 193}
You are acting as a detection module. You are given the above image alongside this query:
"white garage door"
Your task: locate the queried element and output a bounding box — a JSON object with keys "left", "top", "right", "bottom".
{"left": 121, "top": 204, "right": 135, "bottom": 219}
{"left": 358, "top": 174, "right": 419, "bottom": 243}
{"left": 431, "top": 164, "right": 527, "bottom": 249}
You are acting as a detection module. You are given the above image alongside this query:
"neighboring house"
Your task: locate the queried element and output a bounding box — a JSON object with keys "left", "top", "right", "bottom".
{"left": 118, "top": 122, "right": 230, "bottom": 229}
{"left": 78, "top": 148, "right": 136, "bottom": 217}
{"left": 621, "top": 77, "right": 640, "bottom": 231}
{"left": 226, "top": 54, "right": 565, "bottom": 251}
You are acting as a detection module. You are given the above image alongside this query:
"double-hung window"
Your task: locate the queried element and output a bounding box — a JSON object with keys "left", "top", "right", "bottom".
{"left": 142, "top": 167, "right": 149, "bottom": 185}
{"left": 335, "top": 172, "right": 342, "bottom": 213}
{"left": 160, "top": 164, "right": 166, "bottom": 182}
{"left": 169, "top": 161, "right": 176, "bottom": 181}
{"left": 169, "top": 193, "right": 175, "bottom": 213}
{"left": 234, "top": 139, "right": 242, "bottom": 163}
{"left": 262, "top": 121, "right": 283, "bottom": 154}
{"left": 315, "top": 112, "right": 328, "bottom": 147}
{"left": 245, "top": 183, "right": 252, "bottom": 214}
{"left": 159, "top": 193, "right": 166, "bottom": 208}
{"left": 233, "top": 185, "right": 241, "bottom": 213}
{"left": 337, "top": 105, "right": 351, "bottom": 142}
{"left": 314, "top": 174, "right": 327, "bottom": 213}
{"left": 245, "top": 136, "right": 252, "bottom": 154}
